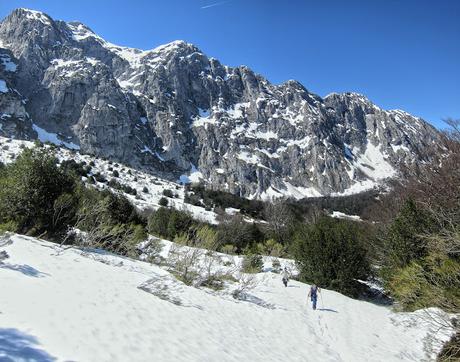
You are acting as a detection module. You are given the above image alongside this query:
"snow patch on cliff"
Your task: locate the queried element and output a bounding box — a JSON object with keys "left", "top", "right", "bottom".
{"left": 32, "top": 124, "right": 80, "bottom": 150}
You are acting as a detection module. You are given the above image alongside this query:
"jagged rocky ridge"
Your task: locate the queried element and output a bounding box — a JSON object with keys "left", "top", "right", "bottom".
{"left": 0, "top": 8, "right": 440, "bottom": 199}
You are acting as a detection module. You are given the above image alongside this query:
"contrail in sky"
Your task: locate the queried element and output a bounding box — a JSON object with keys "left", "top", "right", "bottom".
{"left": 201, "top": 1, "right": 229, "bottom": 9}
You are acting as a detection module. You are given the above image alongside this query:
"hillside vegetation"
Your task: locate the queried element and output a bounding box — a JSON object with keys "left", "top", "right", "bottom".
{"left": 0, "top": 120, "right": 458, "bottom": 360}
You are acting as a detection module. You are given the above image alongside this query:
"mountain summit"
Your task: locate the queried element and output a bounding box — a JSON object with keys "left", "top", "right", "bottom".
{"left": 0, "top": 8, "right": 439, "bottom": 199}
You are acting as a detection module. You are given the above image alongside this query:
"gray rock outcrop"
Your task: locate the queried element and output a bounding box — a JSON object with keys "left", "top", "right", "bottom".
{"left": 0, "top": 8, "right": 440, "bottom": 198}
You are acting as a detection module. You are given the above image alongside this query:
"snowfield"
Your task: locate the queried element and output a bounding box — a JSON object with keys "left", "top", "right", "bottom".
{"left": 0, "top": 234, "right": 451, "bottom": 362}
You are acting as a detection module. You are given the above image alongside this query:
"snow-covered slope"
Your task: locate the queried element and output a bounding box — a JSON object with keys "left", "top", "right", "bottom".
{"left": 0, "top": 136, "right": 219, "bottom": 224}
{"left": 0, "top": 234, "right": 451, "bottom": 361}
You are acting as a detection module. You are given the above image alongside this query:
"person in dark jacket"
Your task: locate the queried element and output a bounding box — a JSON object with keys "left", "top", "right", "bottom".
{"left": 307, "top": 284, "right": 321, "bottom": 310}
{"left": 281, "top": 267, "right": 290, "bottom": 287}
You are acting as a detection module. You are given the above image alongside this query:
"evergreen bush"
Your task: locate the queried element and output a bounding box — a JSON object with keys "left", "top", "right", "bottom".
{"left": 0, "top": 148, "right": 76, "bottom": 235}
{"left": 292, "top": 216, "right": 371, "bottom": 297}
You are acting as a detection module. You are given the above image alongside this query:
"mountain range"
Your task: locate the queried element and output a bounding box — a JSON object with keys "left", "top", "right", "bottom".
{"left": 0, "top": 8, "right": 440, "bottom": 199}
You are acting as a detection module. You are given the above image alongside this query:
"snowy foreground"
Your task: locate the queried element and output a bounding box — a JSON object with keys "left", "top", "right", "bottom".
{"left": 0, "top": 234, "right": 451, "bottom": 362}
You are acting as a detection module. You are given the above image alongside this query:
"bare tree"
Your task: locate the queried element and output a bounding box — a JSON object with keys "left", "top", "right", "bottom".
{"left": 232, "top": 273, "right": 258, "bottom": 299}
{"left": 197, "top": 250, "right": 228, "bottom": 289}
{"left": 201, "top": 251, "right": 220, "bottom": 280}
{"left": 168, "top": 244, "right": 203, "bottom": 285}
{"left": 303, "top": 205, "right": 325, "bottom": 225}
{"left": 444, "top": 118, "right": 460, "bottom": 142}
{"left": 263, "top": 201, "right": 293, "bottom": 243}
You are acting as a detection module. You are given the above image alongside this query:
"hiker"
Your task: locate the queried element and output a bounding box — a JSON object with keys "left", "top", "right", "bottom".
{"left": 281, "top": 267, "right": 290, "bottom": 287}
{"left": 307, "top": 284, "right": 321, "bottom": 310}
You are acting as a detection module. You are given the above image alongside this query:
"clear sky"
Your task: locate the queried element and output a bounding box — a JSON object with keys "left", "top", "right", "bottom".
{"left": 1, "top": 0, "right": 459, "bottom": 129}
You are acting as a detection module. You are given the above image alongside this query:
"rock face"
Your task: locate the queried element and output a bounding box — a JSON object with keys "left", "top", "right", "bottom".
{"left": 0, "top": 8, "right": 440, "bottom": 199}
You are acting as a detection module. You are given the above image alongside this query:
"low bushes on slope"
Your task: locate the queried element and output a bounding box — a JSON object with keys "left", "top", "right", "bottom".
{"left": 0, "top": 147, "right": 147, "bottom": 255}
{"left": 147, "top": 207, "right": 194, "bottom": 241}
{"left": 374, "top": 121, "right": 460, "bottom": 360}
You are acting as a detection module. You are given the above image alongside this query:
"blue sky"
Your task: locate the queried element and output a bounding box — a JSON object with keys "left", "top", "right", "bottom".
{"left": 1, "top": 0, "right": 459, "bottom": 129}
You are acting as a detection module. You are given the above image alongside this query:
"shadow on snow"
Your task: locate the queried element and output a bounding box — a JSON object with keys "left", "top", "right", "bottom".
{"left": 318, "top": 308, "right": 339, "bottom": 313}
{"left": 0, "top": 263, "right": 50, "bottom": 278}
{"left": 0, "top": 328, "right": 56, "bottom": 361}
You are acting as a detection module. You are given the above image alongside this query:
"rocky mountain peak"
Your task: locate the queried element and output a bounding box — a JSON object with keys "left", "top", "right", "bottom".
{"left": 152, "top": 40, "right": 199, "bottom": 53}
{"left": 0, "top": 8, "right": 441, "bottom": 200}
{"left": 0, "top": 8, "right": 55, "bottom": 46}
{"left": 10, "top": 8, "right": 53, "bottom": 26}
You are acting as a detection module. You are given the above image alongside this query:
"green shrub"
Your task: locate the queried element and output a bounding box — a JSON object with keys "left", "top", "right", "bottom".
{"left": 0, "top": 148, "right": 76, "bottom": 234}
{"left": 216, "top": 216, "right": 264, "bottom": 253}
{"left": 256, "top": 238, "right": 285, "bottom": 257}
{"left": 377, "top": 199, "right": 459, "bottom": 311}
{"left": 94, "top": 172, "right": 106, "bottom": 183}
{"left": 167, "top": 210, "right": 193, "bottom": 239}
{"left": 74, "top": 189, "right": 146, "bottom": 256}
{"left": 103, "top": 192, "right": 137, "bottom": 225}
{"left": 184, "top": 184, "right": 264, "bottom": 218}
{"left": 382, "top": 199, "right": 435, "bottom": 271}
{"left": 162, "top": 189, "right": 174, "bottom": 198}
{"left": 386, "top": 252, "right": 460, "bottom": 312}
{"left": 220, "top": 244, "right": 237, "bottom": 255}
{"left": 242, "top": 253, "right": 263, "bottom": 273}
{"left": 108, "top": 179, "right": 137, "bottom": 195}
{"left": 292, "top": 216, "right": 371, "bottom": 297}
{"left": 184, "top": 192, "right": 203, "bottom": 207}
{"left": 120, "top": 224, "right": 147, "bottom": 258}
{"left": 147, "top": 207, "right": 194, "bottom": 241}
{"left": 0, "top": 220, "right": 19, "bottom": 233}
{"left": 159, "top": 197, "right": 168, "bottom": 207}
{"left": 144, "top": 238, "right": 164, "bottom": 264}
{"left": 60, "top": 160, "right": 89, "bottom": 178}
{"left": 220, "top": 273, "right": 238, "bottom": 282}
{"left": 194, "top": 225, "right": 218, "bottom": 250}
{"left": 130, "top": 223, "right": 147, "bottom": 244}
{"left": 147, "top": 207, "right": 170, "bottom": 238}
{"left": 174, "top": 233, "right": 191, "bottom": 245}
